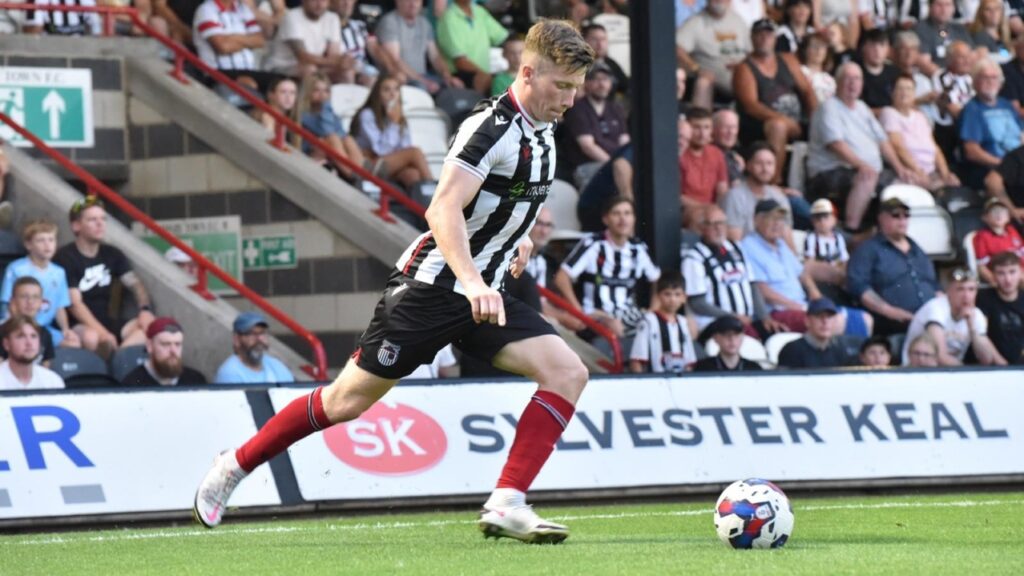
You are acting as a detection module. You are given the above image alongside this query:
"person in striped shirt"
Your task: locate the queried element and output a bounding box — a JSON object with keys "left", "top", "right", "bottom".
{"left": 629, "top": 272, "right": 697, "bottom": 374}
{"left": 803, "top": 198, "right": 849, "bottom": 288}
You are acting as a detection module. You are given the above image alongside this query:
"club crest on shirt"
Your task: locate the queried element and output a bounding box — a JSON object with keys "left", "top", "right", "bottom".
{"left": 378, "top": 340, "right": 401, "bottom": 367}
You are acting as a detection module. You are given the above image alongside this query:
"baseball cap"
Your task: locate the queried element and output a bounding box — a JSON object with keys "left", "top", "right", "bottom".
{"left": 807, "top": 297, "right": 839, "bottom": 316}
{"left": 586, "top": 61, "right": 613, "bottom": 80}
{"left": 233, "top": 311, "right": 269, "bottom": 334}
{"left": 751, "top": 18, "right": 776, "bottom": 33}
{"left": 754, "top": 199, "right": 788, "bottom": 215}
{"left": 880, "top": 197, "right": 910, "bottom": 213}
{"left": 146, "top": 316, "right": 183, "bottom": 339}
{"left": 164, "top": 246, "right": 192, "bottom": 264}
{"left": 984, "top": 197, "right": 1011, "bottom": 213}
{"left": 810, "top": 198, "right": 835, "bottom": 216}
{"left": 706, "top": 315, "right": 745, "bottom": 336}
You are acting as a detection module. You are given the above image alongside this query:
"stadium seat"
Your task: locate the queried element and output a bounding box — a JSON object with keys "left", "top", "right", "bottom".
{"left": 786, "top": 141, "right": 808, "bottom": 191}
{"left": 407, "top": 110, "right": 451, "bottom": 156}
{"left": 764, "top": 332, "right": 803, "bottom": 365}
{"left": 110, "top": 345, "right": 147, "bottom": 382}
{"left": 435, "top": 88, "right": 485, "bottom": 128}
{"left": 400, "top": 85, "right": 435, "bottom": 112}
{"left": 703, "top": 335, "right": 770, "bottom": 366}
{"left": 547, "top": 179, "right": 586, "bottom": 240}
{"left": 791, "top": 229, "right": 807, "bottom": 260}
{"left": 881, "top": 183, "right": 936, "bottom": 208}
{"left": 593, "top": 13, "right": 631, "bottom": 76}
{"left": 906, "top": 207, "right": 956, "bottom": 260}
{"left": 963, "top": 231, "right": 978, "bottom": 276}
{"left": 330, "top": 84, "right": 370, "bottom": 118}
{"left": 52, "top": 348, "right": 119, "bottom": 388}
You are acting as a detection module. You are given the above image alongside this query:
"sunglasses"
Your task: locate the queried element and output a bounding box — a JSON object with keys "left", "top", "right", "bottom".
{"left": 70, "top": 195, "right": 104, "bottom": 218}
{"left": 886, "top": 210, "right": 910, "bottom": 219}
{"left": 951, "top": 268, "right": 976, "bottom": 282}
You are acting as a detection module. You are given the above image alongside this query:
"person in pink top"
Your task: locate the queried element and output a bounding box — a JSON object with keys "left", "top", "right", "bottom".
{"left": 879, "top": 74, "right": 960, "bottom": 192}
{"left": 679, "top": 107, "right": 729, "bottom": 226}
{"left": 974, "top": 197, "right": 1024, "bottom": 285}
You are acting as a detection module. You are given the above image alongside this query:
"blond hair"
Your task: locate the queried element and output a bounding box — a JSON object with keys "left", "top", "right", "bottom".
{"left": 21, "top": 219, "right": 58, "bottom": 243}
{"left": 524, "top": 20, "right": 595, "bottom": 75}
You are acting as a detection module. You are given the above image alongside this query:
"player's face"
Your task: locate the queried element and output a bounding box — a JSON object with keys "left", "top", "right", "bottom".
{"left": 747, "top": 150, "right": 776, "bottom": 185}
{"left": 715, "top": 331, "right": 743, "bottom": 355}
{"left": 602, "top": 202, "right": 635, "bottom": 238}
{"left": 10, "top": 286, "right": 43, "bottom": 317}
{"left": 993, "top": 264, "right": 1021, "bottom": 294}
{"left": 807, "top": 312, "right": 835, "bottom": 341}
{"left": 525, "top": 62, "right": 585, "bottom": 123}
{"left": 149, "top": 331, "right": 184, "bottom": 378}
{"left": 26, "top": 232, "right": 57, "bottom": 262}
{"left": 860, "top": 344, "right": 891, "bottom": 368}
{"left": 75, "top": 206, "right": 107, "bottom": 243}
{"left": 658, "top": 287, "right": 686, "bottom": 314}
{"left": 3, "top": 325, "right": 40, "bottom": 364}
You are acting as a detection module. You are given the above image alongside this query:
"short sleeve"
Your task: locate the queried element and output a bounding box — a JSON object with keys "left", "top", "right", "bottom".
{"left": 677, "top": 18, "right": 698, "bottom": 52}
{"left": 818, "top": 100, "right": 845, "bottom": 145}
{"left": 561, "top": 237, "right": 598, "bottom": 280}
{"left": 484, "top": 9, "right": 509, "bottom": 45}
{"left": 973, "top": 231, "right": 992, "bottom": 263}
{"left": 681, "top": 251, "right": 708, "bottom": 296}
{"left": 638, "top": 246, "right": 661, "bottom": 282}
{"left": 376, "top": 13, "right": 397, "bottom": 44}
{"left": 241, "top": 4, "right": 260, "bottom": 34}
{"left": 278, "top": 10, "right": 302, "bottom": 42}
{"left": 846, "top": 241, "right": 873, "bottom": 298}
{"left": 879, "top": 107, "right": 899, "bottom": 132}
{"left": 740, "top": 240, "right": 770, "bottom": 284}
{"left": 630, "top": 318, "right": 652, "bottom": 363}
{"left": 714, "top": 148, "right": 728, "bottom": 185}
{"left": 721, "top": 186, "right": 745, "bottom": 228}
{"left": 194, "top": 3, "right": 226, "bottom": 39}
{"left": 110, "top": 247, "right": 132, "bottom": 279}
{"left": 435, "top": 10, "right": 465, "bottom": 60}
{"left": 447, "top": 107, "right": 515, "bottom": 181}
{"left": 0, "top": 264, "right": 15, "bottom": 305}
{"left": 326, "top": 13, "right": 342, "bottom": 45}
{"left": 960, "top": 102, "right": 985, "bottom": 143}
{"left": 974, "top": 308, "right": 988, "bottom": 335}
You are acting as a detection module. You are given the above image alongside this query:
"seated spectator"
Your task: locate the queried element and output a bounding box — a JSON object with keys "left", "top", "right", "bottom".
{"left": 961, "top": 58, "right": 1024, "bottom": 189}
{"left": 970, "top": 0, "right": 1013, "bottom": 63}
{"left": 121, "top": 317, "right": 208, "bottom": 386}
{"left": 0, "top": 316, "right": 63, "bottom": 390}
{"left": 741, "top": 199, "right": 872, "bottom": 336}
{"left": 333, "top": 0, "right": 383, "bottom": 86}
{"left": 351, "top": 74, "right": 434, "bottom": 191}
{"left": 775, "top": 0, "right": 815, "bottom": 54}
{"left": 526, "top": 207, "right": 585, "bottom": 332}
{"left": 375, "top": 0, "right": 463, "bottom": 95}
{"left": 299, "top": 73, "right": 366, "bottom": 182}
{"left": 22, "top": 0, "right": 101, "bottom": 35}
{"left": 986, "top": 145, "right": 1024, "bottom": 220}
{"left": 777, "top": 297, "right": 853, "bottom": 368}
{"left": 164, "top": 246, "right": 198, "bottom": 280}
{"left": 436, "top": 0, "right": 509, "bottom": 95}
{"left": 721, "top": 142, "right": 795, "bottom": 242}
{"left": 215, "top": 312, "right": 295, "bottom": 384}
{"left": 977, "top": 251, "right": 1024, "bottom": 363}
{"left": 254, "top": 77, "right": 299, "bottom": 144}
{"left": 263, "top": 0, "right": 350, "bottom": 82}
{"left": 803, "top": 198, "right": 849, "bottom": 287}
{"left": 682, "top": 205, "right": 788, "bottom": 339}
{"left": 679, "top": 108, "right": 729, "bottom": 219}
{"left": 859, "top": 29, "right": 900, "bottom": 111}
{"left": 880, "top": 74, "right": 961, "bottom": 192}
{"left": 406, "top": 343, "right": 459, "bottom": 378}
{"left": 712, "top": 109, "right": 744, "bottom": 185}
{"left": 556, "top": 197, "right": 661, "bottom": 343}
{"left": 691, "top": 314, "right": 764, "bottom": 371}
{"left": 905, "top": 333, "right": 940, "bottom": 367}
{"left": 806, "top": 62, "right": 916, "bottom": 232}
{"left": 817, "top": 0, "right": 858, "bottom": 37}
{"left": 737, "top": 17, "right": 815, "bottom": 183}
{"left": 562, "top": 62, "right": 630, "bottom": 189}
{"left": 932, "top": 41, "right": 975, "bottom": 163}
{"left": 630, "top": 273, "right": 697, "bottom": 374}
{"left": 847, "top": 197, "right": 939, "bottom": 335}
{"left": 799, "top": 32, "right": 837, "bottom": 104}
{"left": 491, "top": 34, "right": 524, "bottom": 97}
{"left": 858, "top": 334, "right": 893, "bottom": 367}
{"left": 54, "top": 197, "right": 155, "bottom": 356}
{"left": 578, "top": 143, "right": 634, "bottom": 232}
{"left": 974, "top": 198, "right": 1024, "bottom": 285}
{"left": 1002, "top": 34, "right": 1024, "bottom": 117}
{"left": 824, "top": 21, "right": 856, "bottom": 70}
{"left": 583, "top": 23, "right": 629, "bottom": 100}
{"left": 901, "top": 269, "right": 1007, "bottom": 365}
{"left": 914, "top": 0, "right": 974, "bottom": 77}
{"left": 2, "top": 278, "right": 55, "bottom": 367}
{"left": 190, "top": 0, "right": 265, "bottom": 87}
{"left": 0, "top": 220, "right": 79, "bottom": 349}
{"left": 676, "top": 0, "right": 752, "bottom": 108}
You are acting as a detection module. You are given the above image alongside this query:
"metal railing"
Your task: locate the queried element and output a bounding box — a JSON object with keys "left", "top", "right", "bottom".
{"left": 0, "top": 111, "right": 329, "bottom": 380}
{"left": 537, "top": 286, "right": 623, "bottom": 373}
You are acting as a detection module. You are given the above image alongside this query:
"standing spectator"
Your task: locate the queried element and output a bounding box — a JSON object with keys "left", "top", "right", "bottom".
{"left": 880, "top": 74, "right": 961, "bottom": 192}
{"left": 676, "top": 0, "right": 752, "bottom": 108}
{"left": 847, "top": 197, "right": 939, "bottom": 335}
{"left": 577, "top": 143, "right": 634, "bottom": 232}
{"left": 121, "top": 317, "right": 208, "bottom": 386}
{"left": 436, "top": 0, "right": 509, "bottom": 95}
{"left": 2, "top": 278, "right": 55, "bottom": 367}
{"left": 351, "top": 74, "right": 434, "bottom": 191}
{"left": 525, "top": 207, "right": 585, "bottom": 332}
{"left": 263, "top": 0, "right": 350, "bottom": 82}
{"left": 215, "top": 312, "right": 295, "bottom": 384}
{"left": 691, "top": 314, "right": 764, "bottom": 371}
{"left": 777, "top": 297, "right": 853, "bottom": 369}
{"left": 914, "top": 0, "right": 974, "bottom": 76}
{"left": 970, "top": 0, "right": 1013, "bottom": 63}
{"left": 23, "top": 0, "right": 100, "bottom": 35}
{"left": 562, "top": 62, "right": 630, "bottom": 188}
{"left": 582, "top": 23, "right": 629, "bottom": 100}
{"left": 679, "top": 108, "right": 729, "bottom": 217}
{"left": 803, "top": 198, "right": 849, "bottom": 287}
{"left": 333, "top": 0, "right": 383, "bottom": 87}
{"left": 961, "top": 58, "right": 1024, "bottom": 189}
{"left": 375, "top": 0, "right": 463, "bottom": 95}
{"left": 722, "top": 142, "right": 794, "bottom": 242}
{"left": 734, "top": 18, "right": 817, "bottom": 185}
{"left": 859, "top": 28, "right": 900, "bottom": 111}
{"left": 191, "top": 0, "right": 265, "bottom": 83}
{"left": 901, "top": 269, "right": 1006, "bottom": 366}
{"left": 1002, "top": 34, "right": 1024, "bottom": 117}
{"left": 977, "top": 251, "right": 1024, "bottom": 363}
{"left": 492, "top": 34, "right": 524, "bottom": 97}
{"left": 555, "top": 197, "right": 661, "bottom": 342}
{"left": 299, "top": 72, "right": 366, "bottom": 181}
{"left": 776, "top": 0, "right": 815, "bottom": 54}
{"left": 799, "top": 32, "right": 837, "bottom": 104}
{"left": 630, "top": 273, "right": 697, "bottom": 374}
{"left": 973, "top": 197, "right": 1024, "bottom": 285}
{"left": 712, "top": 109, "right": 745, "bottom": 185}
{"left": 54, "top": 196, "right": 155, "bottom": 356}
{"left": 858, "top": 334, "right": 893, "bottom": 367}
{"left": 806, "top": 62, "right": 917, "bottom": 233}
{"left": 905, "top": 333, "right": 940, "bottom": 367}
{"left": 0, "top": 220, "right": 79, "bottom": 348}
{"left": 0, "top": 316, "right": 63, "bottom": 391}
{"left": 932, "top": 41, "right": 975, "bottom": 163}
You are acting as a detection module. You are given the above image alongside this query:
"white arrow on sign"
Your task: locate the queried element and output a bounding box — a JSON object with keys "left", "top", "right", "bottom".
{"left": 41, "top": 90, "right": 66, "bottom": 140}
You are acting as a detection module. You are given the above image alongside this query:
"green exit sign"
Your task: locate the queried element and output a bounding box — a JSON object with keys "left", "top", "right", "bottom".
{"left": 0, "top": 67, "right": 93, "bottom": 148}
{"left": 243, "top": 235, "right": 297, "bottom": 271}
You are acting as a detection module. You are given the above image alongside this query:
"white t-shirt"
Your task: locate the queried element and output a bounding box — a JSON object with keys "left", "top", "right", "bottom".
{"left": 902, "top": 295, "right": 988, "bottom": 365}
{"left": 0, "top": 360, "right": 65, "bottom": 391}
{"left": 263, "top": 7, "right": 341, "bottom": 73}
{"left": 406, "top": 344, "right": 457, "bottom": 379}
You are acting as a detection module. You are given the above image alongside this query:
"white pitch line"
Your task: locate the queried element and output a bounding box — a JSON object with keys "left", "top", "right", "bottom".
{"left": 9, "top": 498, "right": 1022, "bottom": 547}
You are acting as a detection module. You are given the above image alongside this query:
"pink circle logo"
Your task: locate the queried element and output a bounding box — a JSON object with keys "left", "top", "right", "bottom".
{"left": 323, "top": 402, "right": 447, "bottom": 476}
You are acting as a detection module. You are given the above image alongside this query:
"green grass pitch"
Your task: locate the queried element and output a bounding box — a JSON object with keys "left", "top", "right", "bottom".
{"left": 3, "top": 491, "right": 1022, "bottom": 575}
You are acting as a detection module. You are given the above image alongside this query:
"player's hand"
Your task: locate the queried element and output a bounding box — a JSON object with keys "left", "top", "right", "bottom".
{"left": 466, "top": 282, "right": 506, "bottom": 326}
{"left": 508, "top": 237, "right": 533, "bottom": 279}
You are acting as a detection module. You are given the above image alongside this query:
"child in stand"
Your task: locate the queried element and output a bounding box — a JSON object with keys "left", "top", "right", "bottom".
{"left": 629, "top": 272, "right": 697, "bottom": 374}
{"left": 803, "top": 199, "right": 849, "bottom": 288}
{"left": 973, "top": 197, "right": 1024, "bottom": 286}
{"left": 2, "top": 277, "right": 55, "bottom": 366}
{"left": 0, "top": 220, "right": 80, "bottom": 349}
{"left": 492, "top": 34, "right": 525, "bottom": 97}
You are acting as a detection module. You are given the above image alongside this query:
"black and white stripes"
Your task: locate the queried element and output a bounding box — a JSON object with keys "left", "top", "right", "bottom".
{"left": 561, "top": 233, "right": 661, "bottom": 318}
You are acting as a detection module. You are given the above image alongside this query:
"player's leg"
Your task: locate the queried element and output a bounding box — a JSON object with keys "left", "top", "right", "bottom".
{"left": 193, "top": 360, "right": 398, "bottom": 528}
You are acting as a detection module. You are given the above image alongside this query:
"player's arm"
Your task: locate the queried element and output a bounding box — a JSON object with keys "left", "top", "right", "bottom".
{"left": 426, "top": 163, "right": 506, "bottom": 325}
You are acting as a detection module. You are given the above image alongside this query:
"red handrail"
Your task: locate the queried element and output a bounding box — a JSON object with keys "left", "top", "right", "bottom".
{"left": 0, "top": 112, "right": 329, "bottom": 381}
{"left": 538, "top": 286, "right": 623, "bottom": 373}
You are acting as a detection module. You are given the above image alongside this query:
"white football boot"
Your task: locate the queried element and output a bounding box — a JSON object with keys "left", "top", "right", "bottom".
{"left": 193, "top": 450, "right": 247, "bottom": 528}
{"left": 479, "top": 504, "right": 570, "bottom": 544}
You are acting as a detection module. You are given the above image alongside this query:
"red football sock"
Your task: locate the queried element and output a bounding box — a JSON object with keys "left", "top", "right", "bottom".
{"left": 496, "top": 390, "right": 576, "bottom": 492}
{"left": 235, "top": 386, "right": 331, "bottom": 473}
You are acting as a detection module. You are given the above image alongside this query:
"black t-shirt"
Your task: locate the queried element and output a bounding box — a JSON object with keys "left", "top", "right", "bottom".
{"left": 53, "top": 243, "right": 132, "bottom": 333}
{"left": 861, "top": 64, "right": 900, "bottom": 110}
{"left": 121, "top": 364, "right": 208, "bottom": 386}
{"left": 0, "top": 327, "right": 55, "bottom": 365}
{"left": 1001, "top": 59, "right": 1024, "bottom": 112}
{"left": 165, "top": 0, "right": 206, "bottom": 27}
{"left": 977, "top": 288, "right": 1024, "bottom": 365}
{"left": 777, "top": 337, "right": 851, "bottom": 369}
{"left": 997, "top": 146, "right": 1024, "bottom": 207}
{"left": 691, "top": 356, "right": 764, "bottom": 372}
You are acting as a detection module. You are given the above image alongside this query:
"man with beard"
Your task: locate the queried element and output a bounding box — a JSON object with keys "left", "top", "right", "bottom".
{"left": 214, "top": 312, "right": 294, "bottom": 384}
{"left": 121, "top": 317, "right": 207, "bottom": 386}
{"left": 0, "top": 316, "right": 64, "bottom": 391}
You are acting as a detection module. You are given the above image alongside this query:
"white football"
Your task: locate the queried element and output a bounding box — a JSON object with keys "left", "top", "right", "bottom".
{"left": 713, "top": 478, "right": 794, "bottom": 549}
